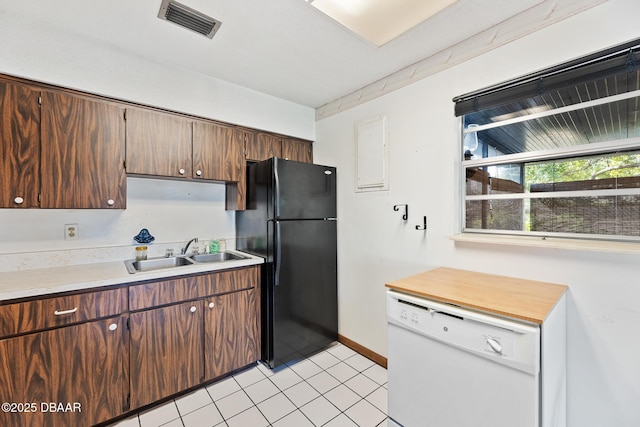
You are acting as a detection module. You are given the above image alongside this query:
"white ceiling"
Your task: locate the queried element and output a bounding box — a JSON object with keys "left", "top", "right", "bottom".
{"left": 0, "top": 0, "right": 590, "bottom": 109}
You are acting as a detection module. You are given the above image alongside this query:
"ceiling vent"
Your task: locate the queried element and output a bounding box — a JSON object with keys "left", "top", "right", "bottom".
{"left": 158, "top": 0, "right": 222, "bottom": 39}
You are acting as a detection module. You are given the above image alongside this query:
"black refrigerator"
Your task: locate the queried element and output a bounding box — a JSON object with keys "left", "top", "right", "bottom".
{"left": 236, "top": 158, "right": 338, "bottom": 369}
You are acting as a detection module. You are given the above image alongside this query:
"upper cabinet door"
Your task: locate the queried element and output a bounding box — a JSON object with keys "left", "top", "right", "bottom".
{"left": 247, "top": 132, "right": 282, "bottom": 161}
{"left": 125, "top": 108, "right": 192, "bottom": 178}
{"left": 281, "top": 138, "right": 313, "bottom": 163}
{"left": 40, "top": 92, "right": 126, "bottom": 209}
{"left": 0, "top": 81, "right": 40, "bottom": 208}
{"left": 193, "top": 121, "right": 243, "bottom": 181}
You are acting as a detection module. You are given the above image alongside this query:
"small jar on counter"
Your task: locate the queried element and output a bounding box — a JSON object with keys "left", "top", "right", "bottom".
{"left": 135, "top": 246, "right": 148, "bottom": 261}
{"left": 218, "top": 238, "right": 227, "bottom": 252}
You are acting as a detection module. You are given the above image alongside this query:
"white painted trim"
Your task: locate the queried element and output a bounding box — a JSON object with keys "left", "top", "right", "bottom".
{"left": 465, "top": 188, "right": 640, "bottom": 200}
{"left": 463, "top": 137, "right": 640, "bottom": 168}
{"left": 451, "top": 232, "right": 640, "bottom": 254}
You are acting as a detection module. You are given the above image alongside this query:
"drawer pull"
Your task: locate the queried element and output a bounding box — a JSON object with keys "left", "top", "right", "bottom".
{"left": 190, "top": 306, "right": 197, "bottom": 313}
{"left": 54, "top": 307, "right": 78, "bottom": 316}
{"left": 109, "top": 323, "right": 118, "bottom": 331}
{"left": 208, "top": 302, "right": 215, "bottom": 309}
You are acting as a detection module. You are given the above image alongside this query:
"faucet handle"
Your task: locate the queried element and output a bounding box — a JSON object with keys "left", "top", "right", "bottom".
{"left": 165, "top": 248, "right": 174, "bottom": 258}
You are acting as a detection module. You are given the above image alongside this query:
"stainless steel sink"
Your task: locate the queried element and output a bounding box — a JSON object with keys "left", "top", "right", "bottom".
{"left": 188, "top": 252, "right": 246, "bottom": 263}
{"left": 124, "top": 256, "right": 194, "bottom": 274}
{"left": 125, "top": 251, "right": 247, "bottom": 274}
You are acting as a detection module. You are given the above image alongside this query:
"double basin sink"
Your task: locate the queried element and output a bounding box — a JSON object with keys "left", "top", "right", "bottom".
{"left": 125, "top": 252, "right": 247, "bottom": 274}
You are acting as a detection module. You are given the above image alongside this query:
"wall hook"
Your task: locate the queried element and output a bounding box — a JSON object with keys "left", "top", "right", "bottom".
{"left": 416, "top": 216, "right": 427, "bottom": 231}
{"left": 393, "top": 204, "right": 408, "bottom": 221}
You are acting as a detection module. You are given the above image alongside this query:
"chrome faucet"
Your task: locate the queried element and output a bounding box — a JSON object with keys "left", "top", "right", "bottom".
{"left": 181, "top": 237, "right": 198, "bottom": 255}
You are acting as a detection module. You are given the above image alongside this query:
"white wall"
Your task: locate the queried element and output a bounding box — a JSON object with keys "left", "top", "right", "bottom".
{"left": 314, "top": 0, "right": 640, "bottom": 425}
{"left": 0, "top": 10, "right": 315, "bottom": 268}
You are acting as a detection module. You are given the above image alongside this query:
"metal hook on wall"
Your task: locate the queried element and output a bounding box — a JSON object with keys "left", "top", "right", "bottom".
{"left": 416, "top": 215, "right": 427, "bottom": 231}
{"left": 393, "top": 204, "right": 408, "bottom": 221}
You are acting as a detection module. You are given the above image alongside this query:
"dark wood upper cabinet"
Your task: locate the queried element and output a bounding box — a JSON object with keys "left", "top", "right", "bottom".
{"left": 247, "top": 132, "right": 282, "bottom": 161}
{"left": 0, "top": 81, "right": 40, "bottom": 208}
{"left": 193, "top": 121, "right": 244, "bottom": 182}
{"left": 225, "top": 129, "right": 251, "bottom": 211}
{"left": 125, "top": 108, "right": 192, "bottom": 178}
{"left": 40, "top": 91, "right": 126, "bottom": 209}
{"left": 282, "top": 137, "right": 313, "bottom": 163}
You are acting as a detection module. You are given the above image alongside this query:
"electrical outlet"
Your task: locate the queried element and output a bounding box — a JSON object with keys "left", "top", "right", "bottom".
{"left": 64, "top": 224, "right": 79, "bottom": 240}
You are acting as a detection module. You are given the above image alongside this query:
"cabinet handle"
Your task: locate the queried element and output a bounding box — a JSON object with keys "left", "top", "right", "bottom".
{"left": 196, "top": 170, "right": 202, "bottom": 176}
{"left": 107, "top": 199, "right": 115, "bottom": 206}
{"left": 109, "top": 323, "right": 118, "bottom": 331}
{"left": 179, "top": 168, "right": 186, "bottom": 175}
{"left": 54, "top": 307, "right": 78, "bottom": 316}
{"left": 190, "top": 306, "right": 197, "bottom": 313}
{"left": 208, "top": 302, "right": 215, "bottom": 309}
{"left": 14, "top": 196, "right": 24, "bottom": 204}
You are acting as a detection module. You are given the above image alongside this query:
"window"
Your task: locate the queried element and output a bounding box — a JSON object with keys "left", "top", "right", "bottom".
{"left": 454, "top": 39, "right": 640, "bottom": 242}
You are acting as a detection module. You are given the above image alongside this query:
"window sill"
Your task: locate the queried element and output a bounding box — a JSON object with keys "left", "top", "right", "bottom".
{"left": 451, "top": 233, "right": 640, "bottom": 255}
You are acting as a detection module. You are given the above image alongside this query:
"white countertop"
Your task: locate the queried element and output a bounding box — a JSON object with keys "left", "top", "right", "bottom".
{"left": 0, "top": 250, "right": 264, "bottom": 301}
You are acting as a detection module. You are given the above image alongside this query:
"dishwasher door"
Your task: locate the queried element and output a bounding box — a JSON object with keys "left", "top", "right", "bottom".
{"left": 387, "top": 290, "right": 541, "bottom": 427}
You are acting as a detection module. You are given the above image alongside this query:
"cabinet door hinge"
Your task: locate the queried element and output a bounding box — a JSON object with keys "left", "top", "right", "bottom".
{"left": 37, "top": 193, "right": 41, "bottom": 205}
{"left": 124, "top": 393, "right": 130, "bottom": 412}
{"left": 123, "top": 110, "right": 127, "bottom": 121}
{"left": 126, "top": 318, "right": 130, "bottom": 330}
{"left": 123, "top": 160, "right": 126, "bottom": 171}
{"left": 38, "top": 96, "right": 42, "bottom": 106}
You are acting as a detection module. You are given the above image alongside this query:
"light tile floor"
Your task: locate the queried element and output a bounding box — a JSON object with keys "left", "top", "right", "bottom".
{"left": 109, "top": 343, "right": 389, "bottom": 427}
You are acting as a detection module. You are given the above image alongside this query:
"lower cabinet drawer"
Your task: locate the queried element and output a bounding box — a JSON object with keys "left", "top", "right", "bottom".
{"left": 129, "top": 266, "right": 259, "bottom": 310}
{"left": 0, "top": 287, "right": 128, "bottom": 338}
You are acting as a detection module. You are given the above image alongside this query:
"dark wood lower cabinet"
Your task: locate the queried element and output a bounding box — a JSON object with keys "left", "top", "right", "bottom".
{"left": 0, "top": 316, "right": 129, "bottom": 427}
{"left": 205, "top": 288, "right": 259, "bottom": 380}
{"left": 0, "top": 266, "right": 260, "bottom": 426}
{"left": 129, "top": 300, "right": 204, "bottom": 410}
{"left": 129, "top": 270, "right": 260, "bottom": 410}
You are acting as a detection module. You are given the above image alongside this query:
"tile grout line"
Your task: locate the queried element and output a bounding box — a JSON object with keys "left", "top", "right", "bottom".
{"left": 111, "top": 344, "right": 389, "bottom": 427}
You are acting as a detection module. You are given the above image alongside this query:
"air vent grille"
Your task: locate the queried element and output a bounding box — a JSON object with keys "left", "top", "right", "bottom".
{"left": 158, "top": 0, "right": 222, "bottom": 39}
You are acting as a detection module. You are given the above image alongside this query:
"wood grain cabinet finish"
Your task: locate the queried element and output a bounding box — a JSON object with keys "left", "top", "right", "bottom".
{"left": 247, "top": 132, "right": 282, "bottom": 161}
{"left": 205, "top": 288, "right": 259, "bottom": 380}
{"left": 281, "top": 138, "right": 313, "bottom": 163}
{"left": 40, "top": 91, "right": 126, "bottom": 209}
{"left": 0, "top": 316, "right": 129, "bottom": 427}
{"left": 129, "top": 300, "right": 204, "bottom": 409}
{"left": 0, "top": 287, "right": 127, "bottom": 338}
{"left": 129, "top": 267, "right": 257, "bottom": 311}
{"left": 125, "top": 107, "right": 193, "bottom": 178}
{"left": 0, "top": 81, "right": 40, "bottom": 208}
{"left": 225, "top": 130, "right": 252, "bottom": 211}
{"left": 193, "top": 121, "right": 244, "bottom": 182}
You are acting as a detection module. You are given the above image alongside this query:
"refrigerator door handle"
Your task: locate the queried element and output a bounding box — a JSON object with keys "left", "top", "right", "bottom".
{"left": 275, "top": 220, "right": 281, "bottom": 286}
{"left": 274, "top": 159, "right": 280, "bottom": 219}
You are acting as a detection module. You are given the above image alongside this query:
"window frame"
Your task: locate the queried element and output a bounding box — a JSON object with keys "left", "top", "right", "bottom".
{"left": 456, "top": 41, "right": 640, "bottom": 244}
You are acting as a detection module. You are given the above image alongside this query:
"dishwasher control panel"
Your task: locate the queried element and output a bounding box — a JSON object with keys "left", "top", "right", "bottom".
{"left": 387, "top": 290, "right": 540, "bottom": 375}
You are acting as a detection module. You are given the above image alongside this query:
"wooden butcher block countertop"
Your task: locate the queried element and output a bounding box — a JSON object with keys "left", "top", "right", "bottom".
{"left": 386, "top": 267, "right": 568, "bottom": 324}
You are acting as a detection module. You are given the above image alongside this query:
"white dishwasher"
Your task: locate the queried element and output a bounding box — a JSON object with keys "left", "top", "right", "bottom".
{"left": 387, "top": 290, "right": 541, "bottom": 427}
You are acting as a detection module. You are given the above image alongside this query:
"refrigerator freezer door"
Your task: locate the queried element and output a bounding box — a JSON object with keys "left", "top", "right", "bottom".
{"left": 274, "top": 159, "right": 336, "bottom": 220}
{"left": 268, "top": 219, "right": 338, "bottom": 368}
